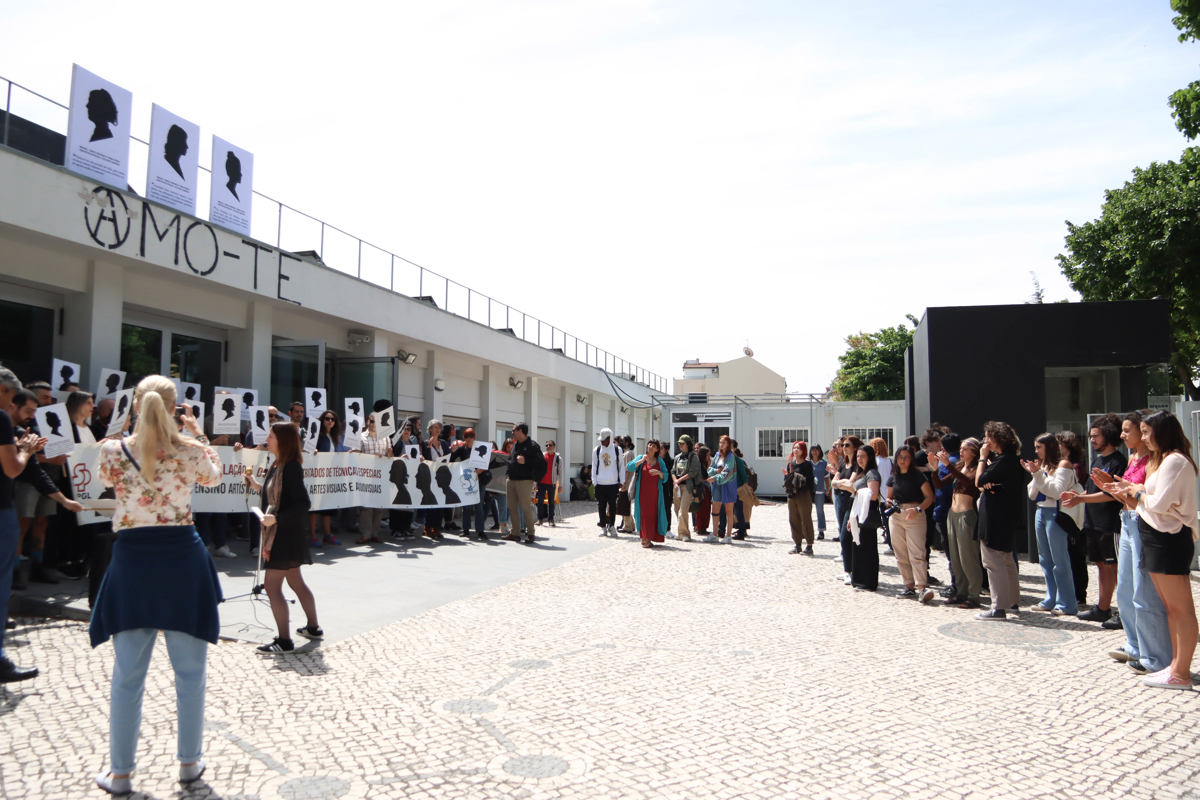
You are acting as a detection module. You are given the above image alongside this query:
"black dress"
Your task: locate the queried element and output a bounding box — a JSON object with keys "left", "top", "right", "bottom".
{"left": 262, "top": 461, "right": 312, "bottom": 570}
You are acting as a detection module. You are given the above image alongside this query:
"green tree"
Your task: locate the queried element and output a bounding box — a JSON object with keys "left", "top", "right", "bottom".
{"left": 1169, "top": 0, "right": 1200, "bottom": 138}
{"left": 830, "top": 316, "right": 916, "bottom": 401}
{"left": 1057, "top": 148, "right": 1200, "bottom": 399}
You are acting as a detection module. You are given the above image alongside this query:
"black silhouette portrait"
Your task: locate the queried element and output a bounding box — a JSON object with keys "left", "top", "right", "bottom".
{"left": 407, "top": 445, "right": 420, "bottom": 460}
{"left": 307, "top": 419, "right": 319, "bottom": 442}
{"left": 475, "top": 444, "right": 487, "bottom": 458}
{"left": 221, "top": 397, "right": 236, "bottom": 419}
{"left": 189, "top": 404, "right": 202, "bottom": 419}
{"left": 348, "top": 419, "right": 360, "bottom": 435}
{"left": 348, "top": 401, "right": 361, "bottom": 417}
{"left": 255, "top": 409, "right": 266, "bottom": 430}
{"left": 58, "top": 364, "right": 75, "bottom": 390}
{"left": 310, "top": 390, "right": 324, "bottom": 410}
{"left": 86, "top": 88, "right": 118, "bottom": 142}
{"left": 381, "top": 411, "right": 391, "bottom": 428}
{"left": 435, "top": 465, "right": 460, "bottom": 504}
{"left": 44, "top": 411, "right": 63, "bottom": 437}
{"left": 104, "top": 373, "right": 121, "bottom": 395}
{"left": 389, "top": 459, "right": 411, "bottom": 505}
{"left": 164, "top": 124, "right": 188, "bottom": 180}
{"left": 117, "top": 394, "right": 129, "bottom": 417}
{"left": 184, "top": 385, "right": 198, "bottom": 401}
{"left": 242, "top": 391, "right": 255, "bottom": 408}
{"left": 416, "top": 463, "right": 437, "bottom": 505}
{"left": 225, "top": 151, "right": 242, "bottom": 200}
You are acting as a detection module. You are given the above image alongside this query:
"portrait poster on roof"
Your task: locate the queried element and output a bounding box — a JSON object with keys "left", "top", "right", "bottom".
{"left": 65, "top": 64, "right": 133, "bottom": 189}
{"left": 146, "top": 104, "right": 199, "bottom": 216}
{"left": 209, "top": 135, "right": 253, "bottom": 236}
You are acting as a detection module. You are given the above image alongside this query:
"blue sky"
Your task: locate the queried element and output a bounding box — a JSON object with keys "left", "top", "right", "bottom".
{"left": 1, "top": 1, "right": 1195, "bottom": 392}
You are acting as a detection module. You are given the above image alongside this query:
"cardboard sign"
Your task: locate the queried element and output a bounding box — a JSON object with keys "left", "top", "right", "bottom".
{"left": 51, "top": 358, "right": 81, "bottom": 392}
{"left": 106, "top": 389, "right": 134, "bottom": 437}
{"left": 96, "top": 368, "right": 125, "bottom": 400}
{"left": 65, "top": 64, "right": 133, "bottom": 188}
{"left": 35, "top": 402, "right": 74, "bottom": 458}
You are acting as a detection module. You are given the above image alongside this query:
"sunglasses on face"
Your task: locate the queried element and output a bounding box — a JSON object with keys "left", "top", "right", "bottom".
{"left": 321, "top": 416, "right": 335, "bottom": 422}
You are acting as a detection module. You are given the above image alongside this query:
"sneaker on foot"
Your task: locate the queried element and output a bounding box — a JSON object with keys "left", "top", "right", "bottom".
{"left": 803, "top": 545, "right": 814, "bottom": 556}
{"left": 1126, "top": 659, "right": 1150, "bottom": 674}
{"left": 1144, "top": 672, "right": 1195, "bottom": 690}
{"left": 919, "top": 588, "right": 936, "bottom": 604}
{"left": 843, "top": 573, "right": 853, "bottom": 585}
{"left": 704, "top": 535, "right": 719, "bottom": 543}
{"left": 257, "top": 637, "right": 294, "bottom": 654}
{"left": 1108, "top": 645, "right": 1133, "bottom": 663}
{"left": 95, "top": 771, "right": 132, "bottom": 795}
{"left": 1101, "top": 612, "right": 1124, "bottom": 630}
{"left": 212, "top": 545, "right": 236, "bottom": 558}
{"left": 976, "top": 609, "right": 1007, "bottom": 620}
{"left": 179, "top": 758, "right": 207, "bottom": 784}
{"left": 1078, "top": 606, "right": 1111, "bottom": 622}
{"left": 897, "top": 587, "right": 917, "bottom": 599}
{"left": 789, "top": 547, "right": 803, "bottom": 554}
{"left": 322, "top": 535, "right": 342, "bottom": 546}
{"left": 720, "top": 536, "right": 732, "bottom": 544}
{"left": 296, "top": 625, "right": 323, "bottom": 640}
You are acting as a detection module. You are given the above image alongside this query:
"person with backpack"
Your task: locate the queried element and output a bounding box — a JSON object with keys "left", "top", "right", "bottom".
{"left": 671, "top": 434, "right": 702, "bottom": 541}
{"left": 535, "top": 439, "right": 563, "bottom": 528}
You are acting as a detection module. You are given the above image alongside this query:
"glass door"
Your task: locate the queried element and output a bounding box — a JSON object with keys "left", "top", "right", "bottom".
{"left": 271, "top": 339, "right": 326, "bottom": 413}
{"left": 332, "top": 357, "right": 397, "bottom": 415}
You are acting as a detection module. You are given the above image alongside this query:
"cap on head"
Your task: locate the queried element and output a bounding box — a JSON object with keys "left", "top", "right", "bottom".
{"left": 677, "top": 434, "right": 693, "bottom": 446}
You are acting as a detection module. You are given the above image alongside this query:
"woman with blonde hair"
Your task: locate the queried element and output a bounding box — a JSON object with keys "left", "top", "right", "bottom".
{"left": 90, "top": 376, "right": 223, "bottom": 795}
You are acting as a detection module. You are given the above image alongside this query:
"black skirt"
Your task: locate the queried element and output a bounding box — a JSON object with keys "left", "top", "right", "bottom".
{"left": 264, "top": 509, "right": 312, "bottom": 570}
{"left": 1138, "top": 517, "right": 1195, "bottom": 576}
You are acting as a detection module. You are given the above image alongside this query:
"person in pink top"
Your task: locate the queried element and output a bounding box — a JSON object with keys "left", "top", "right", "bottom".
{"left": 1098, "top": 410, "right": 1198, "bottom": 691}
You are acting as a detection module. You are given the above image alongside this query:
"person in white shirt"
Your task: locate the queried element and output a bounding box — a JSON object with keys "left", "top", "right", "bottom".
{"left": 592, "top": 428, "right": 622, "bottom": 536}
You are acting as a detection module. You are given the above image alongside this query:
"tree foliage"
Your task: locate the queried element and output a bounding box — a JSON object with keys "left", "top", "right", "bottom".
{"left": 830, "top": 316, "right": 916, "bottom": 401}
{"left": 1057, "top": 148, "right": 1200, "bottom": 399}
{"left": 1169, "top": 0, "right": 1200, "bottom": 138}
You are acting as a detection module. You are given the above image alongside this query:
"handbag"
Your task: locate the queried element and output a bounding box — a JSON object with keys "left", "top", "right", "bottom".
{"left": 615, "top": 490, "right": 632, "bottom": 516}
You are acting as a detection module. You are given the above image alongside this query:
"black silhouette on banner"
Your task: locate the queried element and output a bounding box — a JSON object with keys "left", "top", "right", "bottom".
{"left": 436, "top": 466, "right": 461, "bottom": 504}
{"left": 416, "top": 463, "right": 437, "bottom": 505}
{"left": 87, "top": 88, "right": 118, "bottom": 142}
{"left": 389, "top": 460, "right": 412, "bottom": 505}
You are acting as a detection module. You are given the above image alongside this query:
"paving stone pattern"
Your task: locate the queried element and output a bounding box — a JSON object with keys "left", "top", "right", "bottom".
{"left": 2, "top": 501, "right": 1198, "bottom": 799}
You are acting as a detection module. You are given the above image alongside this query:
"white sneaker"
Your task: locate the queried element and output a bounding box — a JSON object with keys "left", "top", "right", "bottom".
{"left": 599, "top": 526, "right": 609, "bottom": 536}
{"left": 843, "top": 573, "right": 853, "bottom": 585}
{"left": 720, "top": 536, "right": 732, "bottom": 545}
{"left": 704, "top": 535, "right": 718, "bottom": 543}
{"left": 212, "top": 545, "right": 236, "bottom": 558}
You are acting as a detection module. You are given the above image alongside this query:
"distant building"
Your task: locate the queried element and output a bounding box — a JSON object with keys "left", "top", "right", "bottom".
{"left": 674, "top": 355, "right": 787, "bottom": 397}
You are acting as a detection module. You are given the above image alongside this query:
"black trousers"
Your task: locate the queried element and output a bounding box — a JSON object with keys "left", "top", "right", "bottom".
{"left": 596, "top": 484, "right": 619, "bottom": 527}
{"left": 851, "top": 524, "right": 879, "bottom": 591}
{"left": 536, "top": 484, "right": 556, "bottom": 522}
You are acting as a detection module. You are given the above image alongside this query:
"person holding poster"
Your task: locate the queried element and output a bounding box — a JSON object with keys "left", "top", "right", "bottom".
{"left": 451, "top": 428, "right": 488, "bottom": 541}
{"left": 0, "top": 369, "right": 50, "bottom": 683}
{"left": 308, "top": 410, "right": 345, "bottom": 546}
{"left": 89, "top": 376, "right": 222, "bottom": 795}
{"left": 354, "top": 413, "right": 392, "bottom": 544}
{"left": 244, "top": 422, "right": 322, "bottom": 654}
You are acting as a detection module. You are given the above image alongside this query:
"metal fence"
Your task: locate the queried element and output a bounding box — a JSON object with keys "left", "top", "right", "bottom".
{"left": 0, "top": 74, "right": 668, "bottom": 392}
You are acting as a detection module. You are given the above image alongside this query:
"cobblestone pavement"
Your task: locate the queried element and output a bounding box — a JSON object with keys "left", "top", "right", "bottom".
{"left": 3, "top": 501, "right": 1199, "bottom": 800}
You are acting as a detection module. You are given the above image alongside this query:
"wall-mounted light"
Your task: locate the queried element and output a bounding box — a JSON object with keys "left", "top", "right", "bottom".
{"left": 347, "top": 330, "right": 371, "bottom": 347}
{"left": 397, "top": 349, "right": 418, "bottom": 365}
{"left": 619, "top": 405, "right": 629, "bottom": 414}
{"left": 433, "top": 378, "right": 446, "bottom": 392}
{"left": 576, "top": 394, "right": 588, "bottom": 405}
{"left": 509, "top": 377, "right": 525, "bottom": 390}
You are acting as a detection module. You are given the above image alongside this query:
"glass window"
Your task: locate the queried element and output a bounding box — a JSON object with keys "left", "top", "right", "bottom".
{"left": 839, "top": 427, "right": 894, "bottom": 452}
{"left": 756, "top": 428, "right": 810, "bottom": 459}
{"left": 120, "top": 323, "right": 163, "bottom": 387}
{"left": 0, "top": 299, "right": 54, "bottom": 384}
{"left": 171, "top": 333, "right": 221, "bottom": 390}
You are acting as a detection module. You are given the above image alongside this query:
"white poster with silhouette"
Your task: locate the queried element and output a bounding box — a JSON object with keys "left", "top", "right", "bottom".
{"left": 146, "top": 104, "right": 199, "bottom": 215}
{"left": 237, "top": 388, "right": 258, "bottom": 420}
{"left": 247, "top": 405, "right": 271, "bottom": 445}
{"left": 175, "top": 381, "right": 202, "bottom": 405}
{"left": 181, "top": 401, "right": 205, "bottom": 437}
{"left": 212, "top": 393, "right": 243, "bottom": 435}
{"left": 34, "top": 402, "right": 74, "bottom": 458}
{"left": 301, "top": 417, "right": 320, "bottom": 454}
{"left": 375, "top": 405, "right": 396, "bottom": 439}
{"left": 465, "top": 440, "right": 493, "bottom": 471}
{"left": 304, "top": 387, "right": 326, "bottom": 420}
{"left": 342, "top": 416, "right": 363, "bottom": 452}
{"left": 344, "top": 398, "right": 364, "bottom": 425}
{"left": 95, "top": 368, "right": 125, "bottom": 400}
{"left": 209, "top": 135, "right": 253, "bottom": 236}
{"left": 106, "top": 389, "right": 134, "bottom": 437}
{"left": 65, "top": 64, "right": 133, "bottom": 188}
{"left": 51, "top": 358, "right": 81, "bottom": 392}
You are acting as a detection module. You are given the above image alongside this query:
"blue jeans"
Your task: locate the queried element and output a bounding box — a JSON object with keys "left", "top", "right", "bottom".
{"left": 461, "top": 502, "right": 486, "bottom": 533}
{"left": 491, "top": 492, "right": 510, "bottom": 525}
{"left": 1117, "top": 509, "right": 1171, "bottom": 671}
{"left": 813, "top": 492, "right": 826, "bottom": 532}
{"left": 1035, "top": 507, "right": 1076, "bottom": 614}
{"left": 0, "top": 507, "right": 17, "bottom": 657}
{"left": 834, "top": 493, "right": 853, "bottom": 573}
{"left": 110, "top": 628, "right": 207, "bottom": 773}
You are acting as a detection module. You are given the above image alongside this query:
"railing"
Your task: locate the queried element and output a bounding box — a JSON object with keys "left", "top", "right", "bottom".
{"left": 0, "top": 74, "right": 668, "bottom": 393}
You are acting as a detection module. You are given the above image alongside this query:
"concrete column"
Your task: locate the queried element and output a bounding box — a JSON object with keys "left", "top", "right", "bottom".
{"left": 370, "top": 330, "right": 392, "bottom": 358}
{"left": 63, "top": 259, "right": 123, "bottom": 391}
{"left": 425, "top": 349, "right": 442, "bottom": 422}
{"left": 559, "top": 385, "right": 571, "bottom": 470}
{"left": 227, "top": 300, "right": 273, "bottom": 393}
{"left": 525, "top": 376, "right": 539, "bottom": 440}
{"left": 480, "top": 365, "right": 496, "bottom": 446}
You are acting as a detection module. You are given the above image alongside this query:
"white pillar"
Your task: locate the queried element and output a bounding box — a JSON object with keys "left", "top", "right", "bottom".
{"left": 227, "top": 300, "right": 273, "bottom": 394}
{"left": 63, "top": 259, "right": 123, "bottom": 390}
